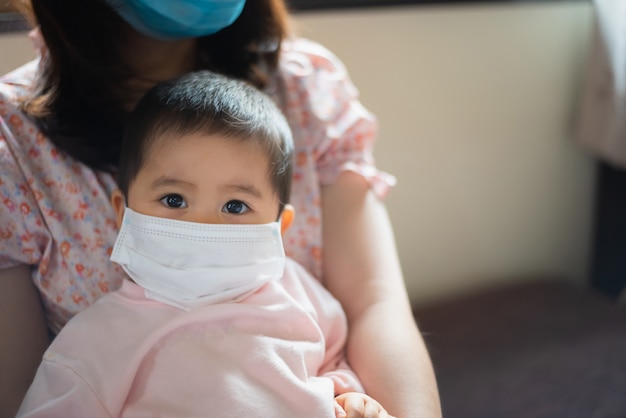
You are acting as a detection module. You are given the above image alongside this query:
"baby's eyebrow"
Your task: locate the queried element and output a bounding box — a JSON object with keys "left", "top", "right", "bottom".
{"left": 223, "top": 184, "right": 262, "bottom": 198}
{"left": 150, "top": 176, "right": 195, "bottom": 189}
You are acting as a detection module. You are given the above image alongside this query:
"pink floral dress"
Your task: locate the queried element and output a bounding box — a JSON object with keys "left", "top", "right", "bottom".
{"left": 0, "top": 37, "right": 394, "bottom": 334}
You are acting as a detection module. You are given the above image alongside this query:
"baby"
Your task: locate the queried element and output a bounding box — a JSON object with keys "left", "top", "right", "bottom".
{"left": 17, "top": 71, "right": 393, "bottom": 418}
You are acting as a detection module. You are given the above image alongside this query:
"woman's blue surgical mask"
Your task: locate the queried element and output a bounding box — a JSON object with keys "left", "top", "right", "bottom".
{"left": 104, "top": 0, "right": 246, "bottom": 40}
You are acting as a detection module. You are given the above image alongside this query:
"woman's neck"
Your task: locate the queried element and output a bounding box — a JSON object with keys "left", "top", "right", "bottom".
{"left": 120, "top": 33, "right": 198, "bottom": 111}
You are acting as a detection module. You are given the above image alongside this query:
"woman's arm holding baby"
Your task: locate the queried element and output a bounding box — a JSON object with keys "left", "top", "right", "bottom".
{"left": 0, "top": 265, "right": 50, "bottom": 418}
{"left": 321, "top": 172, "right": 442, "bottom": 418}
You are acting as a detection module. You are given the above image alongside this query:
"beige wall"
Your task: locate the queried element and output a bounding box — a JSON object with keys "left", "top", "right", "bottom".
{"left": 0, "top": 1, "right": 596, "bottom": 305}
{"left": 294, "top": 1, "right": 595, "bottom": 305}
{"left": 0, "top": 32, "right": 34, "bottom": 74}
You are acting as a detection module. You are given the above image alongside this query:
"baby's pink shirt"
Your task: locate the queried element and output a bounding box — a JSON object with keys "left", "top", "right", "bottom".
{"left": 17, "top": 259, "right": 362, "bottom": 417}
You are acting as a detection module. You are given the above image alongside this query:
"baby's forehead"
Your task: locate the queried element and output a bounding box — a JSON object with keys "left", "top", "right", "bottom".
{"left": 142, "top": 130, "right": 277, "bottom": 176}
{"left": 145, "top": 130, "right": 270, "bottom": 159}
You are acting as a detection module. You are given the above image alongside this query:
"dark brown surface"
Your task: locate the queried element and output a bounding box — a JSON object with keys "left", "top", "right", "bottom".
{"left": 413, "top": 279, "right": 626, "bottom": 418}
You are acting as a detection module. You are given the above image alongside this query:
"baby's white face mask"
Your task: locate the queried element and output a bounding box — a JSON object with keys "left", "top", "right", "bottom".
{"left": 110, "top": 208, "right": 285, "bottom": 310}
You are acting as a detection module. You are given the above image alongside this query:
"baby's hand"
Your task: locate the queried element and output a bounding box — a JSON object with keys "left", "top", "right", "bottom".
{"left": 334, "top": 392, "right": 396, "bottom": 418}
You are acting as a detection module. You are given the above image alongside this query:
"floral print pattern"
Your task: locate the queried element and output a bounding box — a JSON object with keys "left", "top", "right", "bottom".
{"left": 0, "top": 38, "right": 394, "bottom": 334}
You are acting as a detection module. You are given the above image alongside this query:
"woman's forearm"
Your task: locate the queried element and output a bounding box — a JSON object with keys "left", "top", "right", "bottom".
{"left": 0, "top": 265, "right": 50, "bottom": 417}
{"left": 321, "top": 171, "right": 441, "bottom": 418}
{"left": 347, "top": 299, "right": 441, "bottom": 418}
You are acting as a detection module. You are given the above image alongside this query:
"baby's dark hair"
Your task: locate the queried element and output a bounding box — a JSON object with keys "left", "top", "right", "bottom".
{"left": 117, "top": 70, "right": 293, "bottom": 214}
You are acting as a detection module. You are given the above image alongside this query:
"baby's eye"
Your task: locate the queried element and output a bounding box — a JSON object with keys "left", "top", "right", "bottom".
{"left": 223, "top": 200, "right": 250, "bottom": 214}
{"left": 160, "top": 194, "right": 187, "bottom": 209}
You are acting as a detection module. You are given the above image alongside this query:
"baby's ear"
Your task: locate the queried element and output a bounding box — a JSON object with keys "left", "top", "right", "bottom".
{"left": 110, "top": 189, "right": 126, "bottom": 229}
{"left": 280, "top": 204, "right": 295, "bottom": 235}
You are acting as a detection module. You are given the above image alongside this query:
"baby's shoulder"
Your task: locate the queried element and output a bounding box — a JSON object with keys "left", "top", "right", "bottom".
{"left": 49, "top": 284, "right": 177, "bottom": 355}
{"left": 283, "top": 258, "right": 335, "bottom": 300}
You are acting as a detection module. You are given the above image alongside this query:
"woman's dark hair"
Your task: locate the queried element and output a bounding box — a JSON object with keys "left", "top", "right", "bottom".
{"left": 118, "top": 70, "right": 293, "bottom": 214}
{"left": 13, "top": 0, "right": 291, "bottom": 172}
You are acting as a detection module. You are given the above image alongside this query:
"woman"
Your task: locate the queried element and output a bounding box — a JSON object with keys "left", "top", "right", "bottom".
{"left": 0, "top": 1, "right": 441, "bottom": 416}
